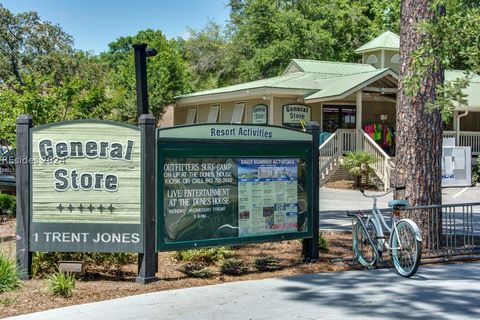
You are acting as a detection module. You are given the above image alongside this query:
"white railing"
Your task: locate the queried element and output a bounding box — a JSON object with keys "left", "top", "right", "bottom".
{"left": 319, "top": 129, "right": 393, "bottom": 189}
{"left": 337, "top": 129, "right": 357, "bottom": 153}
{"left": 319, "top": 132, "right": 340, "bottom": 180}
{"left": 360, "top": 130, "right": 393, "bottom": 190}
{"left": 444, "top": 131, "right": 480, "bottom": 155}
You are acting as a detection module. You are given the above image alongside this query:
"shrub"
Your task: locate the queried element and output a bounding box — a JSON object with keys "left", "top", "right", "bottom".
{"left": 343, "top": 152, "right": 376, "bottom": 188}
{"left": 0, "top": 194, "right": 16, "bottom": 218}
{"left": 0, "top": 253, "right": 21, "bottom": 293}
{"left": 319, "top": 232, "right": 329, "bottom": 253}
{"left": 220, "top": 258, "right": 248, "bottom": 276}
{"left": 472, "top": 158, "right": 479, "bottom": 185}
{"left": 32, "top": 252, "right": 137, "bottom": 278}
{"left": 178, "top": 263, "right": 214, "bottom": 278}
{"left": 253, "top": 256, "right": 282, "bottom": 272}
{"left": 47, "top": 270, "right": 75, "bottom": 298}
{"left": 171, "top": 247, "right": 235, "bottom": 264}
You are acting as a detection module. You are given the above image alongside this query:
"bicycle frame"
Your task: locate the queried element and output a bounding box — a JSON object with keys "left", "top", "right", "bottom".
{"left": 349, "top": 189, "right": 421, "bottom": 260}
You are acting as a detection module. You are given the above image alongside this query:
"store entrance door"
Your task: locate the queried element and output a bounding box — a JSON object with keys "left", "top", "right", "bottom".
{"left": 322, "top": 105, "right": 356, "bottom": 132}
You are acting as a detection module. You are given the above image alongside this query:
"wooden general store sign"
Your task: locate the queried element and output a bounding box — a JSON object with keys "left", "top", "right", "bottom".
{"left": 16, "top": 117, "right": 319, "bottom": 281}
{"left": 25, "top": 120, "right": 143, "bottom": 253}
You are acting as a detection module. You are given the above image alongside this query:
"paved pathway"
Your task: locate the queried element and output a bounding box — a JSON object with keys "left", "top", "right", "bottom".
{"left": 6, "top": 263, "right": 480, "bottom": 320}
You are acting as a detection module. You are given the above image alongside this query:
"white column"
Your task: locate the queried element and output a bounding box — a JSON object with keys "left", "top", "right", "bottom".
{"left": 356, "top": 91, "right": 363, "bottom": 151}
{"left": 381, "top": 49, "right": 385, "bottom": 68}
{"left": 319, "top": 104, "right": 323, "bottom": 132}
{"left": 269, "top": 96, "right": 274, "bottom": 125}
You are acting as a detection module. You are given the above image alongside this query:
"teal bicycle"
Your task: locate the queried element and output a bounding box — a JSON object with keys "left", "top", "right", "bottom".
{"left": 347, "top": 187, "right": 422, "bottom": 277}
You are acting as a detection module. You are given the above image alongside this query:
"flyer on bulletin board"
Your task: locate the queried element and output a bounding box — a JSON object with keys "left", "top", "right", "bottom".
{"left": 237, "top": 158, "right": 299, "bottom": 235}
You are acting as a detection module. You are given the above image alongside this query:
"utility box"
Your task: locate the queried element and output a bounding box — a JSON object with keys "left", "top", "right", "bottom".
{"left": 442, "top": 146, "right": 472, "bottom": 187}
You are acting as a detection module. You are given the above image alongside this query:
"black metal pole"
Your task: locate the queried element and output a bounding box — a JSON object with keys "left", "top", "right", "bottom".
{"left": 136, "top": 114, "right": 157, "bottom": 284}
{"left": 133, "top": 44, "right": 149, "bottom": 116}
{"left": 16, "top": 115, "right": 33, "bottom": 279}
{"left": 303, "top": 121, "right": 320, "bottom": 261}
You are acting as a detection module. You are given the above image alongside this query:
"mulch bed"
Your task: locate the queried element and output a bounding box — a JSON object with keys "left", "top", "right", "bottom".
{"left": 0, "top": 219, "right": 357, "bottom": 318}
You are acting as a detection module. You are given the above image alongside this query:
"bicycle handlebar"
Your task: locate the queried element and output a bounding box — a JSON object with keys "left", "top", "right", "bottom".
{"left": 359, "top": 188, "right": 394, "bottom": 199}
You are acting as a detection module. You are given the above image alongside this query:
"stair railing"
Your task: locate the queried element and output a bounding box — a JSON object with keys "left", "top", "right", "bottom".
{"left": 319, "top": 132, "right": 340, "bottom": 180}
{"left": 360, "top": 129, "right": 393, "bottom": 190}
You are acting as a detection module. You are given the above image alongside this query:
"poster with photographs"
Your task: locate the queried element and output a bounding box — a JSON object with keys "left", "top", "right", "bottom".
{"left": 237, "top": 158, "right": 299, "bottom": 235}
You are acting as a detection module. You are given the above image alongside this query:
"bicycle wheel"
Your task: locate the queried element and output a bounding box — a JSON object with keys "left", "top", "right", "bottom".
{"left": 353, "top": 218, "right": 378, "bottom": 268}
{"left": 390, "top": 221, "right": 422, "bottom": 277}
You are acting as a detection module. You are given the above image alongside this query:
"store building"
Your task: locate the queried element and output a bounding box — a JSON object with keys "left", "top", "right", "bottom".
{"left": 173, "top": 31, "right": 480, "bottom": 188}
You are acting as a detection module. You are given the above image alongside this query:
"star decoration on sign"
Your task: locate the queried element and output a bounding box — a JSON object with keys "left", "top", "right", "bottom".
{"left": 97, "top": 204, "right": 105, "bottom": 214}
{"left": 56, "top": 203, "right": 64, "bottom": 213}
{"left": 88, "top": 204, "right": 94, "bottom": 213}
{"left": 78, "top": 204, "right": 84, "bottom": 213}
{"left": 108, "top": 204, "right": 115, "bottom": 214}
{"left": 68, "top": 204, "right": 74, "bottom": 212}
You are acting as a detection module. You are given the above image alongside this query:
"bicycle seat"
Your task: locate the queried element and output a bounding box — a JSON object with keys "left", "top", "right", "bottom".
{"left": 388, "top": 199, "right": 410, "bottom": 208}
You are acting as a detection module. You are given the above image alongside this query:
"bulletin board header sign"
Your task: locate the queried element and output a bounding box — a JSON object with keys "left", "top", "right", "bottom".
{"left": 30, "top": 120, "right": 143, "bottom": 253}
{"left": 158, "top": 124, "right": 312, "bottom": 141}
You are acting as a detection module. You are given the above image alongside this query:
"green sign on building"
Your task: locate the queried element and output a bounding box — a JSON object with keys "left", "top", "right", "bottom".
{"left": 30, "top": 120, "right": 143, "bottom": 252}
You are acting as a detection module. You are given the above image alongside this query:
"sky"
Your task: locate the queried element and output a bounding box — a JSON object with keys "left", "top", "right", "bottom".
{"left": 1, "top": 0, "right": 231, "bottom": 54}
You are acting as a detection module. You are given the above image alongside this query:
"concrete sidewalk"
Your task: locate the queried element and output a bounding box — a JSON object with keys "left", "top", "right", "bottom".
{"left": 6, "top": 263, "right": 480, "bottom": 320}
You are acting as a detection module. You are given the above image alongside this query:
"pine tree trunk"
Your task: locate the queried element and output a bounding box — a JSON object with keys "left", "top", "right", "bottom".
{"left": 396, "top": 0, "right": 445, "bottom": 246}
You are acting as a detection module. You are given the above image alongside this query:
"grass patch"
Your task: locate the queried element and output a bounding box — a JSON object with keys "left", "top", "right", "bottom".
{"left": 220, "top": 258, "right": 248, "bottom": 276}
{"left": 47, "top": 270, "right": 75, "bottom": 298}
{"left": 319, "top": 232, "right": 330, "bottom": 253}
{"left": 171, "top": 247, "right": 235, "bottom": 264}
{"left": 253, "top": 256, "right": 282, "bottom": 272}
{"left": 0, "top": 253, "right": 21, "bottom": 293}
{"left": 178, "top": 263, "right": 214, "bottom": 278}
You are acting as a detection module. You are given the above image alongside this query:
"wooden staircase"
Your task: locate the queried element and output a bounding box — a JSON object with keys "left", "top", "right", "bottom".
{"left": 319, "top": 129, "right": 395, "bottom": 191}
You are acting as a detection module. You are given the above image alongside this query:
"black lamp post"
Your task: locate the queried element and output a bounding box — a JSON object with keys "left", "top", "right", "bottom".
{"left": 133, "top": 44, "right": 158, "bottom": 117}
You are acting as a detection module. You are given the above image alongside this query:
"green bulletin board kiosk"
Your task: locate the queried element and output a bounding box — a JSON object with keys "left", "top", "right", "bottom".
{"left": 157, "top": 124, "right": 319, "bottom": 254}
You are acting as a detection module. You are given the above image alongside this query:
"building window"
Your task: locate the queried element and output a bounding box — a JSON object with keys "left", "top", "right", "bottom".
{"left": 186, "top": 107, "right": 197, "bottom": 124}
{"left": 231, "top": 102, "right": 245, "bottom": 123}
{"left": 391, "top": 54, "right": 400, "bottom": 63}
{"left": 367, "top": 54, "right": 378, "bottom": 64}
{"left": 208, "top": 105, "right": 220, "bottom": 123}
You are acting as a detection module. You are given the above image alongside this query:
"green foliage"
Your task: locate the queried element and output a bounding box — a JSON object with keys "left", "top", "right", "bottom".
{"left": 404, "top": 1, "right": 480, "bottom": 121}
{"left": 253, "top": 255, "right": 282, "bottom": 271}
{"left": 343, "top": 151, "right": 376, "bottom": 188}
{"left": 178, "top": 263, "right": 214, "bottom": 278}
{"left": 171, "top": 247, "right": 235, "bottom": 264}
{"left": 102, "top": 29, "right": 191, "bottom": 122}
{"left": 47, "top": 270, "right": 75, "bottom": 298}
{"left": 472, "top": 157, "right": 480, "bottom": 186}
{"left": 32, "top": 252, "right": 136, "bottom": 278}
{"left": 220, "top": 258, "right": 249, "bottom": 276}
{"left": 319, "top": 232, "right": 329, "bottom": 253}
{"left": 0, "top": 296, "right": 18, "bottom": 307}
{"left": 0, "top": 253, "right": 21, "bottom": 293}
{"left": 0, "top": 194, "right": 16, "bottom": 218}
{"left": 223, "top": 0, "right": 397, "bottom": 84}
{"left": 0, "top": 5, "right": 117, "bottom": 145}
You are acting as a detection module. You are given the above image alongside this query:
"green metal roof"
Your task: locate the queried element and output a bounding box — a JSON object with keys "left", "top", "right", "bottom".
{"left": 303, "top": 69, "right": 393, "bottom": 101}
{"left": 176, "top": 72, "right": 333, "bottom": 99}
{"left": 176, "top": 61, "right": 381, "bottom": 100}
{"left": 175, "top": 58, "right": 479, "bottom": 110}
{"left": 286, "top": 59, "right": 377, "bottom": 75}
{"left": 355, "top": 31, "right": 400, "bottom": 54}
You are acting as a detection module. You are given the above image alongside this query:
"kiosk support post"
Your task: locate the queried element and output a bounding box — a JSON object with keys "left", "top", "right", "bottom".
{"left": 16, "top": 115, "right": 33, "bottom": 279}
{"left": 136, "top": 114, "right": 157, "bottom": 284}
{"left": 302, "top": 121, "right": 320, "bottom": 261}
